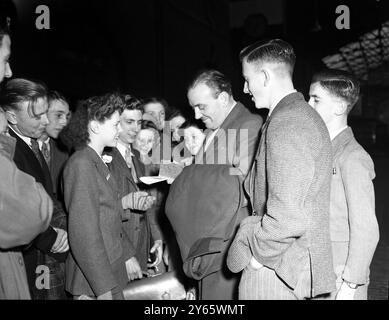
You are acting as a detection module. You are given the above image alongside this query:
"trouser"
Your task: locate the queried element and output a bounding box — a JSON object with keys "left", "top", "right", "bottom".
{"left": 238, "top": 263, "right": 312, "bottom": 300}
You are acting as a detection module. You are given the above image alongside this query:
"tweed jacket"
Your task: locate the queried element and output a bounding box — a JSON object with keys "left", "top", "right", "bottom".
{"left": 9, "top": 129, "right": 67, "bottom": 299}
{"left": 227, "top": 92, "right": 336, "bottom": 297}
{"left": 330, "top": 127, "right": 379, "bottom": 284}
{"left": 0, "top": 134, "right": 52, "bottom": 299}
{"left": 64, "top": 146, "right": 131, "bottom": 297}
{"left": 105, "top": 146, "right": 161, "bottom": 271}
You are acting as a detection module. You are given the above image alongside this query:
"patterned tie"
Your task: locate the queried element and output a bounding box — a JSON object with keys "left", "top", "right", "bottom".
{"left": 41, "top": 141, "right": 51, "bottom": 167}
{"left": 30, "top": 138, "right": 46, "bottom": 168}
{"left": 125, "top": 146, "right": 138, "bottom": 183}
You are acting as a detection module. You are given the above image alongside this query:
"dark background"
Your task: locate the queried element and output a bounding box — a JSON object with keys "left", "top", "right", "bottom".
{"left": 1, "top": 0, "right": 388, "bottom": 298}
{"left": 2, "top": 0, "right": 388, "bottom": 107}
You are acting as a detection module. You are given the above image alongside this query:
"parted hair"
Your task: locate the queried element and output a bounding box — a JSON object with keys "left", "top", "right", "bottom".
{"left": 188, "top": 69, "right": 233, "bottom": 98}
{"left": 0, "top": 78, "right": 48, "bottom": 117}
{"left": 312, "top": 68, "right": 360, "bottom": 114}
{"left": 0, "top": 18, "right": 10, "bottom": 47}
{"left": 62, "top": 93, "right": 124, "bottom": 150}
{"left": 48, "top": 90, "right": 69, "bottom": 106}
{"left": 239, "top": 39, "right": 296, "bottom": 76}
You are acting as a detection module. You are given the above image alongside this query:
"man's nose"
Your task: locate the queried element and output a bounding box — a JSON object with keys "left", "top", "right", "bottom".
{"left": 41, "top": 113, "right": 49, "bottom": 126}
{"left": 194, "top": 108, "right": 201, "bottom": 119}
{"left": 5, "top": 63, "right": 12, "bottom": 78}
{"left": 243, "top": 82, "right": 249, "bottom": 94}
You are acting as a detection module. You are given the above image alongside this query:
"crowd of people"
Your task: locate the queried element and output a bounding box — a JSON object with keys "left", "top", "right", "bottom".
{"left": 0, "top": 20, "right": 380, "bottom": 300}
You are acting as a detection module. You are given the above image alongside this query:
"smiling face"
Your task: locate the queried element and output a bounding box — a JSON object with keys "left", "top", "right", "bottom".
{"left": 187, "top": 83, "right": 227, "bottom": 130}
{"left": 184, "top": 126, "right": 205, "bottom": 155}
{"left": 134, "top": 128, "right": 158, "bottom": 155}
{"left": 7, "top": 97, "right": 49, "bottom": 139}
{"left": 0, "top": 35, "right": 12, "bottom": 84}
{"left": 242, "top": 58, "right": 269, "bottom": 109}
{"left": 170, "top": 115, "right": 186, "bottom": 142}
{"left": 118, "top": 109, "right": 142, "bottom": 145}
{"left": 143, "top": 102, "right": 165, "bottom": 131}
{"left": 45, "top": 99, "right": 70, "bottom": 138}
{"left": 96, "top": 110, "right": 121, "bottom": 148}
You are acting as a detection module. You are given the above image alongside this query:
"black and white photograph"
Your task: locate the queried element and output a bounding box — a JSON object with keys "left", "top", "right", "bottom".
{"left": 0, "top": 0, "right": 388, "bottom": 307}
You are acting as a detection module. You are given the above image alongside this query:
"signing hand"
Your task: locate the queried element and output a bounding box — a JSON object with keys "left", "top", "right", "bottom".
{"left": 125, "top": 256, "right": 143, "bottom": 281}
{"left": 51, "top": 228, "right": 69, "bottom": 253}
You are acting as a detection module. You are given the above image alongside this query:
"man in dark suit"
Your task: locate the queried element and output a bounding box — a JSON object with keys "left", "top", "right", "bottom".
{"left": 38, "top": 90, "right": 71, "bottom": 201}
{"left": 227, "top": 39, "right": 336, "bottom": 299}
{"left": 177, "top": 69, "right": 263, "bottom": 299}
{"left": 106, "top": 94, "right": 162, "bottom": 281}
{"left": 3, "top": 79, "right": 69, "bottom": 299}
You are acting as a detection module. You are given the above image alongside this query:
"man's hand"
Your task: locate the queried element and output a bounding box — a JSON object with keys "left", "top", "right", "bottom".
{"left": 122, "top": 191, "right": 155, "bottom": 211}
{"left": 51, "top": 228, "right": 69, "bottom": 253}
{"left": 249, "top": 256, "right": 263, "bottom": 270}
{"left": 336, "top": 281, "right": 357, "bottom": 300}
{"left": 97, "top": 290, "right": 113, "bottom": 300}
{"left": 148, "top": 240, "right": 163, "bottom": 268}
{"left": 125, "top": 257, "right": 143, "bottom": 281}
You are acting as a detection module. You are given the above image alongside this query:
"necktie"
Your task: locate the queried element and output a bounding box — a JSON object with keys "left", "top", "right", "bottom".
{"left": 30, "top": 138, "right": 46, "bottom": 168}
{"left": 41, "top": 141, "right": 51, "bottom": 167}
{"left": 125, "top": 146, "right": 138, "bottom": 183}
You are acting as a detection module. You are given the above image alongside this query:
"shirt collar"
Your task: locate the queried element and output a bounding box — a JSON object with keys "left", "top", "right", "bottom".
{"left": 268, "top": 90, "right": 297, "bottom": 117}
{"left": 8, "top": 126, "right": 32, "bottom": 148}
{"left": 330, "top": 125, "right": 348, "bottom": 141}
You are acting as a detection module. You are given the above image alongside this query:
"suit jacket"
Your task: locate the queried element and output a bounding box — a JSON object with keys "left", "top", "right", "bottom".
{"left": 228, "top": 92, "right": 336, "bottom": 297}
{"left": 0, "top": 134, "right": 53, "bottom": 299}
{"left": 105, "top": 146, "right": 161, "bottom": 271}
{"left": 48, "top": 138, "right": 69, "bottom": 201}
{"left": 330, "top": 127, "right": 379, "bottom": 284}
{"left": 168, "top": 102, "right": 262, "bottom": 299}
{"left": 195, "top": 101, "right": 263, "bottom": 179}
{"left": 9, "top": 129, "right": 67, "bottom": 299}
{"left": 63, "top": 146, "right": 130, "bottom": 297}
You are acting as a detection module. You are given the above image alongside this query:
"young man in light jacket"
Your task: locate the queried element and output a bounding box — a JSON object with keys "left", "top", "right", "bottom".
{"left": 308, "top": 68, "right": 379, "bottom": 300}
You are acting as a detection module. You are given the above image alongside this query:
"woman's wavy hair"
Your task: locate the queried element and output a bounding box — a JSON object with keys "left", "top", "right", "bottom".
{"left": 62, "top": 93, "right": 124, "bottom": 151}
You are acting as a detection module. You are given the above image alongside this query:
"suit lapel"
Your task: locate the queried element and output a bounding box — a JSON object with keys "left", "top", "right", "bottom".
{"left": 86, "top": 146, "right": 119, "bottom": 194}
{"left": 109, "top": 147, "right": 139, "bottom": 191}
{"left": 203, "top": 102, "right": 244, "bottom": 164}
{"left": 9, "top": 129, "right": 54, "bottom": 195}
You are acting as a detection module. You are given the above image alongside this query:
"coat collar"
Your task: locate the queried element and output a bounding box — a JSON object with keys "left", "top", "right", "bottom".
{"left": 331, "top": 127, "right": 354, "bottom": 157}
{"left": 267, "top": 92, "right": 305, "bottom": 124}
{"left": 0, "top": 134, "right": 16, "bottom": 160}
{"left": 84, "top": 146, "right": 118, "bottom": 192}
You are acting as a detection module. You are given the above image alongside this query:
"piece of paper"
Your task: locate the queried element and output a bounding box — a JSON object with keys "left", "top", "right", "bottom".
{"left": 139, "top": 162, "right": 184, "bottom": 185}
{"left": 139, "top": 176, "right": 169, "bottom": 185}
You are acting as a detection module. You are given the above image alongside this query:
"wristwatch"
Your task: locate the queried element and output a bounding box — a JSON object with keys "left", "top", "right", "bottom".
{"left": 343, "top": 280, "right": 358, "bottom": 289}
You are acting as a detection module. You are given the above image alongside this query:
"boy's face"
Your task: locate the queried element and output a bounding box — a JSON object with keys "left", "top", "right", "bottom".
{"left": 308, "top": 82, "right": 343, "bottom": 125}
{"left": 135, "top": 129, "right": 156, "bottom": 155}
{"left": 184, "top": 126, "right": 205, "bottom": 156}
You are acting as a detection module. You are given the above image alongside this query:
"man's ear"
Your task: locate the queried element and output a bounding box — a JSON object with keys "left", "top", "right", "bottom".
{"left": 89, "top": 120, "right": 100, "bottom": 134}
{"left": 262, "top": 68, "right": 270, "bottom": 87}
{"left": 5, "top": 110, "right": 17, "bottom": 125}
{"left": 335, "top": 101, "right": 348, "bottom": 116}
{"left": 217, "top": 91, "right": 229, "bottom": 108}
